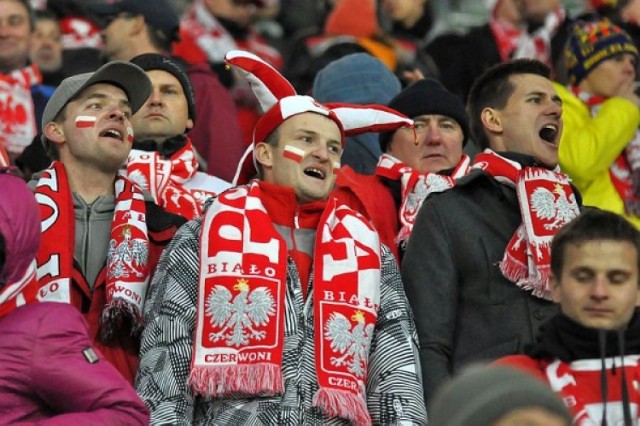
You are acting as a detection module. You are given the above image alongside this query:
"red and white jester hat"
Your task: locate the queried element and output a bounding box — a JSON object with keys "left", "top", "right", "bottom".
{"left": 225, "top": 50, "right": 414, "bottom": 185}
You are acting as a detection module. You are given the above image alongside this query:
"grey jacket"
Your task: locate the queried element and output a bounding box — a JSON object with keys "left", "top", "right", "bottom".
{"left": 401, "top": 153, "right": 573, "bottom": 406}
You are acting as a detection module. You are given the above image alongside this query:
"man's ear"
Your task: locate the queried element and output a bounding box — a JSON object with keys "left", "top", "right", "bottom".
{"left": 185, "top": 118, "right": 194, "bottom": 132}
{"left": 254, "top": 141, "right": 274, "bottom": 169}
{"left": 130, "top": 15, "right": 146, "bottom": 36}
{"left": 44, "top": 122, "right": 65, "bottom": 145}
{"left": 480, "top": 107, "right": 503, "bottom": 133}
{"left": 549, "top": 272, "right": 562, "bottom": 304}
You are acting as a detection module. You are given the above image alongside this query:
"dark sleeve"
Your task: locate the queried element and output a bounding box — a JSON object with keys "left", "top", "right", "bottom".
{"left": 30, "top": 304, "right": 149, "bottom": 425}
{"left": 401, "top": 200, "right": 458, "bottom": 405}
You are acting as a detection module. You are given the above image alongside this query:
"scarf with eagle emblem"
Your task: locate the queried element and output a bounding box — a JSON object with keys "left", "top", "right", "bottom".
{"left": 191, "top": 181, "right": 381, "bottom": 425}
{"left": 32, "top": 161, "right": 150, "bottom": 340}
{"left": 375, "top": 153, "right": 471, "bottom": 248}
{"left": 473, "top": 150, "right": 579, "bottom": 299}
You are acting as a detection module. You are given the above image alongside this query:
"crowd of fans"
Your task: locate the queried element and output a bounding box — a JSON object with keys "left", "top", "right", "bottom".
{"left": 2, "top": 0, "right": 640, "bottom": 424}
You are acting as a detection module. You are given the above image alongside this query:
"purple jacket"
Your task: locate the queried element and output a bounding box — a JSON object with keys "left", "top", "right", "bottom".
{"left": 0, "top": 302, "right": 149, "bottom": 425}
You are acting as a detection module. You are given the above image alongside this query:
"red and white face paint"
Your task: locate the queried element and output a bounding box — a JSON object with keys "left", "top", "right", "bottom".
{"left": 75, "top": 115, "right": 97, "bottom": 128}
{"left": 127, "top": 126, "right": 134, "bottom": 143}
{"left": 283, "top": 144, "right": 304, "bottom": 163}
{"left": 333, "top": 162, "right": 340, "bottom": 173}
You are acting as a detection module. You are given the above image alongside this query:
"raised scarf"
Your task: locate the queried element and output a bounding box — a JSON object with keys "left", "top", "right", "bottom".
{"left": 190, "top": 181, "right": 381, "bottom": 425}
{"left": 473, "top": 150, "right": 579, "bottom": 299}
{"left": 572, "top": 86, "right": 640, "bottom": 216}
{"left": 530, "top": 313, "right": 640, "bottom": 425}
{"left": 126, "top": 139, "right": 212, "bottom": 220}
{"left": 375, "top": 153, "right": 471, "bottom": 247}
{"left": 33, "top": 162, "right": 150, "bottom": 340}
{"left": 513, "top": 8, "right": 565, "bottom": 67}
{"left": 490, "top": 17, "right": 524, "bottom": 62}
{"left": 0, "top": 65, "right": 41, "bottom": 155}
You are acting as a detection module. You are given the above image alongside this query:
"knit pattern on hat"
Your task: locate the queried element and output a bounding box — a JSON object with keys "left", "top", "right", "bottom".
{"left": 566, "top": 20, "right": 638, "bottom": 85}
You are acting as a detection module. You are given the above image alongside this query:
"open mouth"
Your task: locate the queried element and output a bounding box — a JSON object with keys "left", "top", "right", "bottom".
{"left": 304, "top": 167, "right": 326, "bottom": 180}
{"left": 539, "top": 124, "right": 559, "bottom": 144}
{"left": 100, "top": 128, "right": 124, "bottom": 141}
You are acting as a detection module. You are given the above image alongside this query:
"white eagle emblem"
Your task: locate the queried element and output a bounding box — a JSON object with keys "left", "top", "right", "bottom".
{"left": 530, "top": 184, "right": 577, "bottom": 230}
{"left": 107, "top": 226, "right": 148, "bottom": 279}
{"left": 205, "top": 278, "right": 276, "bottom": 347}
{"left": 404, "top": 174, "right": 451, "bottom": 217}
{"left": 127, "top": 169, "right": 149, "bottom": 190}
{"left": 324, "top": 310, "right": 373, "bottom": 378}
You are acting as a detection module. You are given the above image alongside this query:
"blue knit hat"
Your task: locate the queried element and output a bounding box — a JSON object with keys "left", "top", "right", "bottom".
{"left": 566, "top": 20, "right": 638, "bottom": 85}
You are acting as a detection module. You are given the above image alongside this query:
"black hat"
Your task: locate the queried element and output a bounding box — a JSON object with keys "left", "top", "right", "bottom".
{"left": 129, "top": 53, "right": 196, "bottom": 124}
{"left": 379, "top": 78, "right": 469, "bottom": 151}
{"left": 89, "top": 0, "right": 180, "bottom": 43}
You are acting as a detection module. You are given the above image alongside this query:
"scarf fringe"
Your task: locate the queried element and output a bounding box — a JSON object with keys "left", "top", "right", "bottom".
{"left": 500, "top": 256, "right": 552, "bottom": 300}
{"left": 99, "top": 298, "right": 143, "bottom": 342}
{"left": 313, "top": 388, "right": 372, "bottom": 426}
{"left": 188, "top": 364, "right": 283, "bottom": 398}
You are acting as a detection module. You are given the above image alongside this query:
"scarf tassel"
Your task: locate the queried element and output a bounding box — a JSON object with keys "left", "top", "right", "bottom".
{"left": 99, "top": 298, "right": 143, "bottom": 342}
{"left": 313, "top": 388, "right": 372, "bottom": 426}
{"left": 188, "top": 364, "right": 284, "bottom": 398}
{"left": 499, "top": 256, "right": 552, "bottom": 300}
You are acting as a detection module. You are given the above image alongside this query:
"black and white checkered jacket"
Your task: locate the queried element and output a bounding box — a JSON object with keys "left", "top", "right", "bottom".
{"left": 136, "top": 213, "right": 428, "bottom": 425}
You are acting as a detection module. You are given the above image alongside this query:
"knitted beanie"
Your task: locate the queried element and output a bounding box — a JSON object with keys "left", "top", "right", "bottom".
{"left": 379, "top": 78, "right": 470, "bottom": 151}
{"left": 429, "top": 364, "right": 572, "bottom": 426}
{"left": 566, "top": 20, "right": 638, "bottom": 85}
{"left": 324, "top": 0, "right": 378, "bottom": 39}
{"left": 129, "top": 53, "right": 197, "bottom": 124}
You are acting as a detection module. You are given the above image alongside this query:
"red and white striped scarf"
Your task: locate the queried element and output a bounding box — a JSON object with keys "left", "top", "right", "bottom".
{"left": 180, "top": 0, "right": 282, "bottom": 68}
{"left": 0, "top": 65, "right": 41, "bottom": 156}
{"left": 0, "top": 260, "right": 38, "bottom": 319}
{"left": 545, "top": 357, "right": 640, "bottom": 425}
{"left": 513, "top": 8, "right": 565, "bottom": 67}
{"left": 474, "top": 150, "right": 579, "bottom": 299}
{"left": 490, "top": 17, "right": 524, "bottom": 62}
{"left": 572, "top": 86, "right": 640, "bottom": 216}
{"left": 375, "top": 153, "right": 471, "bottom": 247}
{"left": 126, "top": 139, "right": 213, "bottom": 220}
{"left": 190, "top": 181, "right": 381, "bottom": 425}
{"left": 33, "top": 162, "right": 150, "bottom": 340}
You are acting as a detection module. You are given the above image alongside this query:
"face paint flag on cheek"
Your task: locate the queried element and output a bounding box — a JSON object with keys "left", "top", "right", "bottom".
{"left": 283, "top": 145, "right": 304, "bottom": 163}
{"left": 75, "top": 115, "right": 97, "bottom": 128}
{"left": 127, "top": 127, "right": 134, "bottom": 143}
{"left": 333, "top": 162, "right": 340, "bottom": 173}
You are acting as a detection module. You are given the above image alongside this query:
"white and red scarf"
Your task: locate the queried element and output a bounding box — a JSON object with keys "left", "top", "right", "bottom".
{"left": 490, "top": 17, "right": 524, "bottom": 62}
{"left": 546, "top": 357, "right": 640, "bottom": 425}
{"left": 181, "top": 0, "right": 282, "bottom": 68}
{"left": 474, "top": 150, "right": 579, "bottom": 299}
{"left": 513, "top": 8, "right": 565, "bottom": 67}
{"left": 0, "top": 146, "right": 9, "bottom": 167}
{"left": 375, "top": 153, "right": 471, "bottom": 247}
{"left": 0, "top": 65, "right": 41, "bottom": 155}
{"left": 33, "top": 162, "right": 150, "bottom": 340}
{"left": 190, "top": 181, "right": 381, "bottom": 425}
{"left": 573, "top": 87, "right": 640, "bottom": 216}
{"left": 126, "top": 139, "right": 215, "bottom": 220}
{"left": 0, "top": 260, "right": 38, "bottom": 319}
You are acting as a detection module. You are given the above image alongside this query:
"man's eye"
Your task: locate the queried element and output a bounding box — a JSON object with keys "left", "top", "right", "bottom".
{"left": 528, "top": 97, "right": 541, "bottom": 104}
{"left": 301, "top": 136, "right": 312, "bottom": 143}
{"left": 329, "top": 145, "right": 342, "bottom": 154}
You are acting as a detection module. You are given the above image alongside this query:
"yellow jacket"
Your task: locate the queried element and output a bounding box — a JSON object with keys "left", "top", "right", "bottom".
{"left": 555, "top": 83, "right": 640, "bottom": 229}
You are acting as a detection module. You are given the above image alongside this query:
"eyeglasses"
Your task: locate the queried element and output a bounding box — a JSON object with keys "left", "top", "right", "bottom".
{"left": 96, "top": 12, "right": 137, "bottom": 29}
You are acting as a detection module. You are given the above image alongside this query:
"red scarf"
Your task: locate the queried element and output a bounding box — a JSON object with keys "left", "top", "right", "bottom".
{"left": 513, "top": 8, "right": 565, "bottom": 67}
{"left": 0, "top": 65, "right": 41, "bottom": 155}
{"left": 126, "top": 140, "right": 214, "bottom": 220}
{"left": 0, "top": 146, "right": 9, "bottom": 167}
{"left": 474, "top": 150, "right": 580, "bottom": 299}
{"left": 545, "top": 357, "right": 640, "bottom": 425}
{"left": 33, "top": 162, "right": 150, "bottom": 340}
{"left": 375, "top": 153, "right": 471, "bottom": 247}
{"left": 572, "top": 86, "right": 640, "bottom": 216}
{"left": 490, "top": 18, "right": 524, "bottom": 62}
{"left": 190, "top": 181, "right": 381, "bottom": 425}
{"left": 0, "top": 260, "right": 38, "bottom": 319}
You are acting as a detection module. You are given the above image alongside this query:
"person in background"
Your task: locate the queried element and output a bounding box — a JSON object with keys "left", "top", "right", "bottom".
{"left": 90, "top": 0, "right": 245, "bottom": 182}
{"left": 135, "top": 50, "right": 427, "bottom": 425}
{"left": 29, "top": 9, "right": 64, "bottom": 87}
{"left": 0, "top": 168, "right": 149, "bottom": 425}
{"left": 498, "top": 208, "right": 640, "bottom": 425}
{"left": 402, "top": 59, "right": 580, "bottom": 406}
{"left": 333, "top": 77, "right": 471, "bottom": 261}
{"left": 126, "top": 53, "right": 231, "bottom": 221}
{"left": 556, "top": 20, "right": 640, "bottom": 230}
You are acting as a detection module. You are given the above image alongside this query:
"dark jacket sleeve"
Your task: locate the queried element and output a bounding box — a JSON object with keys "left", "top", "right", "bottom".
{"left": 30, "top": 303, "right": 149, "bottom": 425}
{"left": 401, "top": 198, "right": 458, "bottom": 405}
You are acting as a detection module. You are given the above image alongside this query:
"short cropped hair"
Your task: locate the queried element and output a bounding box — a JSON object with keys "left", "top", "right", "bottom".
{"left": 550, "top": 208, "right": 640, "bottom": 280}
{"left": 467, "top": 59, "right": 550, "bottom": 150}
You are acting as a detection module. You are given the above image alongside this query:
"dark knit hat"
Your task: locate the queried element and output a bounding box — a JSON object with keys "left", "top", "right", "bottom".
{"left": 129, "top": 53, "right": 196, "bottom": 124}
{"left": 429, "top": 364, "right": 572, "bottom": 426}
{"left": 379, "top": 78, "right": 469, "bottom": 152}
{"left": 566, "top": 20, "right": 638, "bottom": 85}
